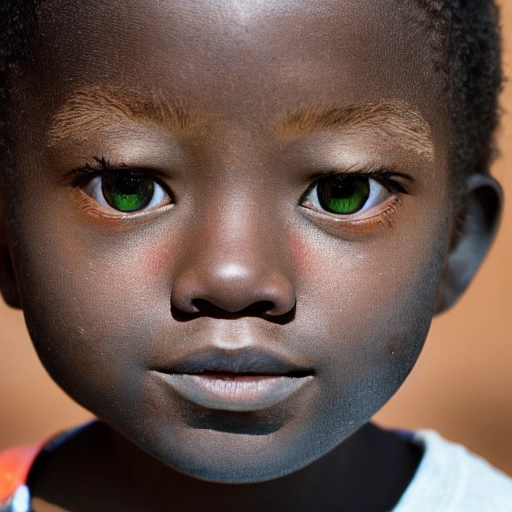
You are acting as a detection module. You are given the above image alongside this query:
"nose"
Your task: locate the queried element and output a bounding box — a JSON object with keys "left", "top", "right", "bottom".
{"left": 171, "top": 204, "right": 296, "bottom": 319}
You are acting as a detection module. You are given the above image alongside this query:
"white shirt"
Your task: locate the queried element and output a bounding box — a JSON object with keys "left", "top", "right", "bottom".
{"left": 393, "top": 430, "right": 512, "bottom": 511}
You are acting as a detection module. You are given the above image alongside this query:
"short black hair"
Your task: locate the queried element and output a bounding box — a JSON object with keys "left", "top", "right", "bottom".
{"left": 412, "top": 0, "right": 502, "bottom": 200}
{"left": 0, "top": 0, "right": 503, "bottom": 199}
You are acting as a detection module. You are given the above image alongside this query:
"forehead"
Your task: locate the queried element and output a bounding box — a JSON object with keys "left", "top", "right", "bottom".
{"left": 24, "top": 0, "right": 447, "bottom": 137}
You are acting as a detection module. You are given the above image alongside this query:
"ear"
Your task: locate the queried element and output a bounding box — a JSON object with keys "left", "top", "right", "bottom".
{"left": 0, "top": 212, "right": 22, "bottom": 309}
{"left": 434, "top": 173, "right": 503, "bottom": 314}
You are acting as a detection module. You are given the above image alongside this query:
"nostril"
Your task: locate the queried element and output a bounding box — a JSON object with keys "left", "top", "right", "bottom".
{"left": 192, "top": 299, "right": 275, "bottom": 319}
{"left": 265, "top": 301, "right": 296, "bottom": 325}
{"left": 171, "top": 305, "right": 201, "bottom": 322}
{"left": 170, "top": 299, "right": 296, "bottom": 324}
{"left": 170, "top": 265, "right": 296, "bottom": 322}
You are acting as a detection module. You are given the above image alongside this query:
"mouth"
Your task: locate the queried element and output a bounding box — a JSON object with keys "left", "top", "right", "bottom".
{"left": 152, "top": 348, "right": 314, "bottom": 412}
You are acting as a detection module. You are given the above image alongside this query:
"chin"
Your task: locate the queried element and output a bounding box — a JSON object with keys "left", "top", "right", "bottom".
{"left": 141, "top": 419, "right": 328, "bottom": 484}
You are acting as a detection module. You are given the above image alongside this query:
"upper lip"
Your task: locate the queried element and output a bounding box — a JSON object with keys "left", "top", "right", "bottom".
{"left": 153, "top": 347, "right": 313, "bottom": 377}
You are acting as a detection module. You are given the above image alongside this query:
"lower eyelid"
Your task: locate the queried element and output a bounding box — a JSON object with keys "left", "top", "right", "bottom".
{"left": 300, "top": 195, "right": 403, "bottom": 236}
{"left": 75, "top": 188, "right": 126, "bottom": 221}
{"left": 74, "top": 187, "right": 173, "bottom": 224}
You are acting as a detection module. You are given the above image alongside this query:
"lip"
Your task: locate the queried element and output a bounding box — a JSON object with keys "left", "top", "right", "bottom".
{"left": 152, "top": 348, "right": 314, "bottom": 412}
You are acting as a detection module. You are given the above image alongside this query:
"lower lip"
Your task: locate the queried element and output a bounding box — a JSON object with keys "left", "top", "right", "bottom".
{"left": 155, "top": 373, "right": 313, "bottom": 412}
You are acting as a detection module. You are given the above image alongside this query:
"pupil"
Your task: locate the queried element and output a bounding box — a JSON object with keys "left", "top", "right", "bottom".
{"left": 102, "top": 171, "right": 155, "bottom": 212}
{"left": 318, "top": 175, "right": 370, "bottom": 214}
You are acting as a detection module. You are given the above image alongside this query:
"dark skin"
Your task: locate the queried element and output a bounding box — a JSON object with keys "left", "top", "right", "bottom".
{"left": 0, "top": 0, "right": 502, "bottom": 510}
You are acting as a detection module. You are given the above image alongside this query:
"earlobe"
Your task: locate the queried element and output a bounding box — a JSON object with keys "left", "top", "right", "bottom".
{"left": 434, "top": 173, "right": 503, "bottom": 315}
{"left": 0, "top": 221, "right": 22, "bottom": 309}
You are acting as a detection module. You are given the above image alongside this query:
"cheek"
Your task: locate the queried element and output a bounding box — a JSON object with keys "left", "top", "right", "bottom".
{"left": 294, "top": 220, "right": 448, "bottom": 418}
{"left": 290, "top": 229, "right": 315, "bottom": 275}
{"left": 12, "top": 222, "right": 172, "bottom": 418}
{"left": 144, "top": 242, "right": 175, "bottom": 278}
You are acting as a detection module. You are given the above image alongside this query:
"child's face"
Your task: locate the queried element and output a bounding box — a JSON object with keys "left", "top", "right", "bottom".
{"left": 6, "top": 0, "right": 454, "bottom": 482}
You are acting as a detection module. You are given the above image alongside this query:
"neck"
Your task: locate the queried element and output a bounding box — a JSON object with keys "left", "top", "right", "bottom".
{"left": 30, "top": 421, "right": 422, "bottom": 512}
{"left": 109, "top": 422, "right": 421, "bottom": 512}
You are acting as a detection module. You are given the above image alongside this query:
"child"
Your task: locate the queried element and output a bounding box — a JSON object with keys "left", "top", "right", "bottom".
{"left": 0, "top": 0, "right": 510, "bottom": 510}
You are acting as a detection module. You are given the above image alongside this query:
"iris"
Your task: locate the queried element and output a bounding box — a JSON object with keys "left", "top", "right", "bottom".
{"left": 317, "top": 176, "right": 370, "bottom": 214}
{"left": 101, "top": 171, "right": 155, "bottom": 212}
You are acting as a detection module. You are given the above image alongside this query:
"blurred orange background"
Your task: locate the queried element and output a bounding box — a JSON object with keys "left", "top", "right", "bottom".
{"left": 1, "top": 0, "right": 512, "bottom": 475}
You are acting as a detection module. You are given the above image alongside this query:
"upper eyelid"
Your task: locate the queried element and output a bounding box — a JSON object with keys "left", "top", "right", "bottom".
{"left": 65, "top": 156, "right": 117, "bottom": 178}
{"left": 66, "top": 159, "right": 411, "bottom": 199}
{"left": 306, "top": 168, "right": 413, "bottom": 183}
{"left": 65, "top": 158, "right": 173, "bottom": 193}
{"left": 66, "top": 158, "right": 134, "bottom": 182}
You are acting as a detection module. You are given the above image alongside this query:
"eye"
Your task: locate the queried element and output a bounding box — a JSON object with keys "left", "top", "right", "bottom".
{"left": 302, "top": 175, "right": 391, "bottom": 215}
{"left": 84, "top": 170, "right": 171, "bottom": 213}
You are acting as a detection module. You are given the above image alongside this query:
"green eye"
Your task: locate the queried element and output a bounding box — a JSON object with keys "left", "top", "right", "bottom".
{"left": 101, "top": 171, "right": 156, "bottom": 212}
{"left": 317, "top": 175, "right": 370, "bottom": 214}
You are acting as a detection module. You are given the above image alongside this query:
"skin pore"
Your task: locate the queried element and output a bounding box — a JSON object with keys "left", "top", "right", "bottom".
{"left": 0, "top": 0, "right": 502, "bottom": 510}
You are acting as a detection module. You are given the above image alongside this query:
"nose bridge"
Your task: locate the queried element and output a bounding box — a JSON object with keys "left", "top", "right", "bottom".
{"left": 172, "top": 186, "right": 295, "bottom": 315}
{"left": 210, "top": 190, "right": 272, "bottom": 256}
{"left": 193, "top": 188, "right": 285, "bottom": 288}
{"left": 190, "top": 126, "right": 284, "bottom": 270}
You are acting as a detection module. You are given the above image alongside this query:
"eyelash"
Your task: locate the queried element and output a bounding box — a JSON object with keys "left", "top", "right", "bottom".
{"left": 68, "top": 157, "right": 409, "bottom": 230}
{"left": 69, "top": 156, "right": 150, "bottom": 186}
{"left": 303, "top": 169, "right": 409, "bottom": 195}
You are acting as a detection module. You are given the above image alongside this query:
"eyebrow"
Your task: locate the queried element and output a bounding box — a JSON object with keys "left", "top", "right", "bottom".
{"left": 275, "top": 100, "right": 434, "bottom": 160}
{"left": 48, "top": 90, "right": 433, "bottom": 161}
{"left": 47, "top": 85, "right": 206, "bottom": 146}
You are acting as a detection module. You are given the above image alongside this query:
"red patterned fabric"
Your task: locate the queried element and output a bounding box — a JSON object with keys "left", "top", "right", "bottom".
{"left": 0, "top": 443, "right": 44, "bottom": 503}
